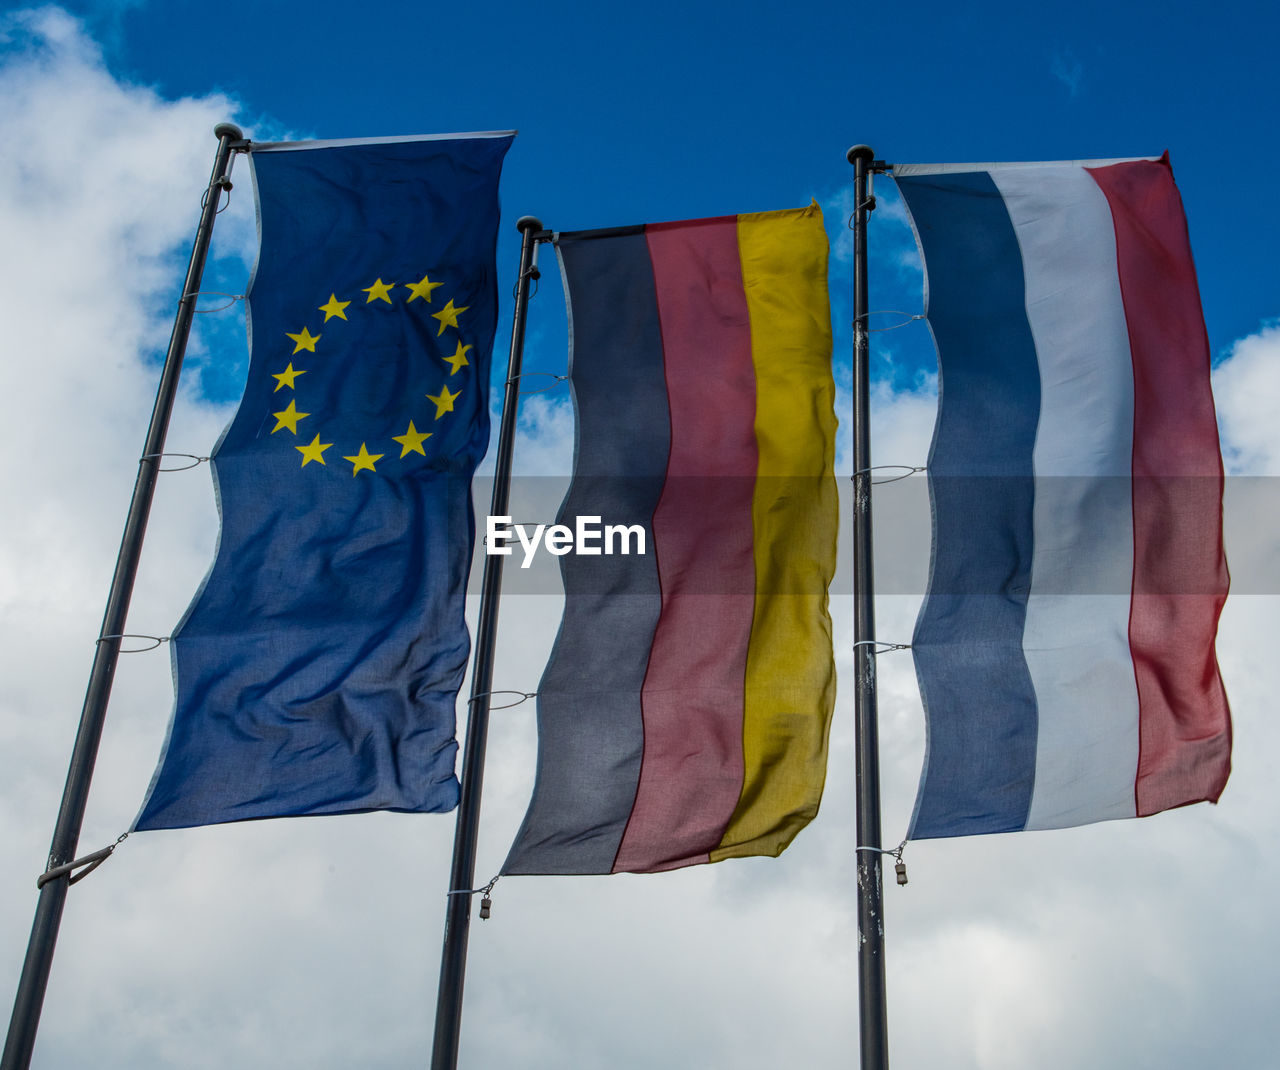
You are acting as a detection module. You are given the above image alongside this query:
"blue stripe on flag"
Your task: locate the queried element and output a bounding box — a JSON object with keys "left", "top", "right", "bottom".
{"left": 899, "top": 171, "right": 1042, "bottom": 838}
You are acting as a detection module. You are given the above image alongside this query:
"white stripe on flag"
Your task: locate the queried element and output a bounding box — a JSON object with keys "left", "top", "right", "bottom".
{"left": 991, "top": 165, "right": 1142, "bottom": 829}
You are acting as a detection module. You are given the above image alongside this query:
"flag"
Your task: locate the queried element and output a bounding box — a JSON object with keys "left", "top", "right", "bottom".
{"left": 135, "top": 132, "right": 514, "bottom": 830}
{"left": 502, "top": 204, "right": 837, "bottom": 875}
{"left": 894, "top": 154, "right": 1231, "bottom": 839}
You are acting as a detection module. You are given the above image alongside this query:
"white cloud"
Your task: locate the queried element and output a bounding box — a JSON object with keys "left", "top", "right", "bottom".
{"left": 1051, "top": 49, "right": 1084, "bottom": 97}
{"left": 1212, "top": 324, "right": 1280, "bottom": 596}
{"left": 1214, "top": 321, "right": 1280, "bottom": 475}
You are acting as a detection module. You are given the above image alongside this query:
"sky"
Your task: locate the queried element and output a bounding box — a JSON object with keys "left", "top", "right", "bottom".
{"left": 1, "top": 1, "right": 1278, "bottom": 1067}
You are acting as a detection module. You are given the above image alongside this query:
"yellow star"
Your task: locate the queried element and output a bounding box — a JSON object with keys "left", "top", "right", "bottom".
{"left": 443, "top": 341, "right": 472, "bottom": 375}
{"left": 271, "top": 399, "right": 309, "bottom": 434}
{"left": 319, "top": 294, "right": 350, "bottom": 321}
{"left": 431, "top": 298, "right": 469, "bottom": 335}
{"left": 392, "top": 420, "right": 433, "bottom": 457}
{"left": 342, "top": 442, "right": 384, "bottom": 475}
{"left": 285, "top": 326, "right": 320, "bottom": 354}
{"left": 405, "top": 273, "right": 444, "bottom": 304}
{"left": 271, "top": 362, "right": 306, "bottom": 392}
{"left": 296, "top": 434, "right": 332, "bottom": 467}
{"left": 363, "top": 278, "right": 395, "bottom": 304}
{"left": 426, "top": 384, "right": 461, "bottom": 419}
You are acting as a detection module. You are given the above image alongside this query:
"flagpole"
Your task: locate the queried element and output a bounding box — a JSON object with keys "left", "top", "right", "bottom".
{"left": 431, "top": 215, "right": 546, "bottom": 1070}
{"left": 847, "top": 143, "right": 890, "bottom": 1070}
{"left": 1, "top": 122, "right": 245, "bottom": 1070}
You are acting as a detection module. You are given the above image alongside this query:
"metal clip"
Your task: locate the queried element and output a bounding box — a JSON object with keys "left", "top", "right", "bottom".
{"left": 476, "top": 874, "right": 499, "bottom": 919}
{"left": 892, "top": 841, "right": 908, "bottom": 886}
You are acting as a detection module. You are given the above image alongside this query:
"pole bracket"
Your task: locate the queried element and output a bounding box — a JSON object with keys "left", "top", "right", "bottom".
{"left": 140, "top": 452, "right": 210, "bottom": 471}
{"left": 507, "top": 372, "right": 568, "bottom": 394}
{"left": 855, "top": 840, "right": 909, "bottom": 885}
{"left": 851, "top": 640, "right": 912, "bottom": 654}
{"left": 94, "top": 633, "right": 169, "bottom": 653}
{"left": 36, "top": 834, "right": 129, "bottom": 889}
{"left": 853, "top": 464, "right": 926, "bottom": 485}
{"left": 467, "top": 690, "right": 537, "bottom": 710}
{"left": 445, "top": 875, "right": 500, "bottom": 920}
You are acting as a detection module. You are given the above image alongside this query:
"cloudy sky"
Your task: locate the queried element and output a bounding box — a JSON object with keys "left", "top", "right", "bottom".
{"left": 1, "top": 2, "right": 1277, "bottom": 1067}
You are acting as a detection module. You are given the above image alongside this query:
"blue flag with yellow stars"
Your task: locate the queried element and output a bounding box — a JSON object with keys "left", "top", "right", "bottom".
{"left": 135, "top": 132, "right": 514, "bottom": 830}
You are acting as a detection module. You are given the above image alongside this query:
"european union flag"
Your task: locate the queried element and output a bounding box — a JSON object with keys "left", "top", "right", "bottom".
{"left": 136, "top": 132, "right": 514, "bottom": 830}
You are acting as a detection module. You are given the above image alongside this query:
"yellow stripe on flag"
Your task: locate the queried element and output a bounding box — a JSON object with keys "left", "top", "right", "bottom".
{"left": 711, "top": 202, "right": 838, "bottom": 862}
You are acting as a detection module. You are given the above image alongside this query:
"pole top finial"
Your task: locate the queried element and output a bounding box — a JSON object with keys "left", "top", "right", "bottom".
{"left": 516, "top": 216, "right": 544, "bottom": 234}
{"left": 214, "top": 122, "right": 245, "bottom": 141}
{"left": 847, "top": 144, "right": 875, "bottom": 166}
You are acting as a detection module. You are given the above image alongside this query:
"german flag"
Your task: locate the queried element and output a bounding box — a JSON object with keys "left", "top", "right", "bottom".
{"left": 504, "top": 203, "right": 838, "bottom": 875}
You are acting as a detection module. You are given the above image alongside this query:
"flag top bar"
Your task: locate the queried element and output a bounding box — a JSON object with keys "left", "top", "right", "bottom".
{"left": 250, "top": 130, "right": 517, "bottom": 153}
{"left": 551, "top": 200, "right": 826, "bottom": 244}
{"left": 892, "top": 155, "right": 1160, "bottom": 176}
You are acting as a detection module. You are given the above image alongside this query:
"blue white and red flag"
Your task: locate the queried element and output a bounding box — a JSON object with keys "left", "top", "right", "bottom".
{"left": 895, "top": 154, "right": 1231, "bottom": 838}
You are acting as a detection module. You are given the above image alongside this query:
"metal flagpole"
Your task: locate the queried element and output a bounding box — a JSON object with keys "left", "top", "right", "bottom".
{"left": 431, "top": 215, "right": 546, "bottom": 1070}
{"left": 2, "top": 121, "right": 245, "bottom": 1070}
{"left": 847, "top": 143, "right": 890, "bottom": 1070}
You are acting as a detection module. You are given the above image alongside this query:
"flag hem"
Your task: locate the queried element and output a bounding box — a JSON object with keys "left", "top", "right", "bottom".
{"left": 249, "top": 130, "right": 517, "bottom": 153}
{"left": 892, "top": 156, "right": 1159, "bottom": 177}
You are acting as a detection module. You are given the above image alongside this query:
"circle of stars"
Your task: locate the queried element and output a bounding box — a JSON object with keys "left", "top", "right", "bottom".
{"left": 268, "top": 274, "right": 475, "bottom": 476}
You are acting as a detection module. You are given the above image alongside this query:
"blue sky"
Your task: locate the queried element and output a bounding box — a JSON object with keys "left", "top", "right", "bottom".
{"left": 45, "top": 0, "right": 1280, "bottom": 392}
{"left": 2, "top": 3, "right": 1279, "bottom": 1068}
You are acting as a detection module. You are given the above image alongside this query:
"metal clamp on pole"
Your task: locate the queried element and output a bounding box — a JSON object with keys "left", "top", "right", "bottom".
{"left": 35, "top": 846, "right": 113, "bottom": 890}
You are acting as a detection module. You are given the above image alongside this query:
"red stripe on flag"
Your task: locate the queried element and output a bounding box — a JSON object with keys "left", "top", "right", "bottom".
{"left": 1088, "top": 156, "right": 1232, "bottom": 816}
{"left": 612, "top": 218, "right": 757, "bottom": 872}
